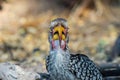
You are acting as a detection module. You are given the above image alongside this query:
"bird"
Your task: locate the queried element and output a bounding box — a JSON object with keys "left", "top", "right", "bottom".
{"left": 46, "top": 18, "right": 103, "bottom": 80}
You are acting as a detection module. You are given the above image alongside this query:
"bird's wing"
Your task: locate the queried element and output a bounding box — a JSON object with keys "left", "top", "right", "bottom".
{"left": 69, "top": 54, "right": 103, "bottom": 80}
{"left": 46, "top": 55, "right": 50, "bottom": 72}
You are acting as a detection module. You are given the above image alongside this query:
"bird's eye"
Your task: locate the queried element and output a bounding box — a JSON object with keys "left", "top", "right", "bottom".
{"left": 54, "top": 31, "right": 58, "bottom": 35}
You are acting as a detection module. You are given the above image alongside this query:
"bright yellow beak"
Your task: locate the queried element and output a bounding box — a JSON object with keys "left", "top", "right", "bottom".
{"left": 53, "top": 25, "right": 66, "bottom": 40}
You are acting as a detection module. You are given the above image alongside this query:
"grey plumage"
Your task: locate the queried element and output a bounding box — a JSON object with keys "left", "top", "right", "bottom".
{"left": 46, "top": 49, "right": 103, "bottom": 80}
{"left": 69, "top": 54, "right": 102, "bottom": 80}
{"left": 49, "top": 18, "right": 68, "bottom": 29}
{"left": 46, "top": 18, "right": 103, "bottom": 80}
{"left": 46, "top": 49, "right": 75, "bottom": 80}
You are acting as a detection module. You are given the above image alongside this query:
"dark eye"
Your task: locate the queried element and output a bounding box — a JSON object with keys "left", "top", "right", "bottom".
{"left": 54, "top": 31, "right": 58, "bottom": 35}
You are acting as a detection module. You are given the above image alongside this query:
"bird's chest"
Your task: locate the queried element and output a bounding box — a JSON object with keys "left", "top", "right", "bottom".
{"left": 47, "top": 52, "right": 75, "bottom": 80}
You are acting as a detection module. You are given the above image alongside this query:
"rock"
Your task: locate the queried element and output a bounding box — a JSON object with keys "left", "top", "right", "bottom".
{"left": 0, "top": 62, "right": 40, "bottom": 80}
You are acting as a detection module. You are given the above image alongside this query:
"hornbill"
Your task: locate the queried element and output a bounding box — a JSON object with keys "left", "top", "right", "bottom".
{"left": 46, "top": 18, "right": 103, "bottom": 80}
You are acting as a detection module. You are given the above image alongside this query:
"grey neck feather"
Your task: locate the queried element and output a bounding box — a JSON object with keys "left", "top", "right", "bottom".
{"left": 49, "top": 48, "right": 70, "bottom": 67}
{"left": 48, "top": 49, "right": 75, "bottom": 80}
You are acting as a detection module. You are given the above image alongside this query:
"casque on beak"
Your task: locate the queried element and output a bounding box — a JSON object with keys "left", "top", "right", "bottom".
{"left": 52, "top": 25, "right": 66, "bottom": 48}
{"left": 57, "top": 25, "right": 62, "bottom": 48}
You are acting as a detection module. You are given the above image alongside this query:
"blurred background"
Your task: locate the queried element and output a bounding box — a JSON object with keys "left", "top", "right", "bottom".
{"left": 0, "top": 0, "right": 120, "bottom": 73}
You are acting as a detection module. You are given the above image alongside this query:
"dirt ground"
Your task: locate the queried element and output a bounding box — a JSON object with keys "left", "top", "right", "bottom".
{"left": 0, "top": 0, "right": 120, "bottom": 72}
